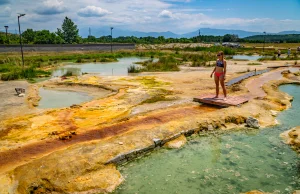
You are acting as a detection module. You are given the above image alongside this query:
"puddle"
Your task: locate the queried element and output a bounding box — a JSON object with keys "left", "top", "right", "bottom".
{"left": 232, "top": 55, "right": 262, "bottom": 61}
{"left": 52, "top": 57, "right": 152, "bottom": 77}
{"left": 114, "top": 85, "right": 300, "bottom": 194}
{"left": 38, "top": 88, "right": 93, "bottom": 109}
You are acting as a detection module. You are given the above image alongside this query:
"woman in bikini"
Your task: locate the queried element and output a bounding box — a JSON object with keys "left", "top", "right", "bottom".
{"left": 210, "top": 51, "right": 227, "bottom": 100}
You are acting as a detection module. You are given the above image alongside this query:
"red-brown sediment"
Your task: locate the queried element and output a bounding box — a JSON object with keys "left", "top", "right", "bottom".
{"left": 0, "top": 105, "right": 216, "bottom": 172}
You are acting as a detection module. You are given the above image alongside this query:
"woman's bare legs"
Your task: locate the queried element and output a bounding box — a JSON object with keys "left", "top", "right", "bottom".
{"left": 214, "top": 74, "right": 220, "bottom": 98}
{"left": 220, "top": 75, "right": 227, "bottom": 100}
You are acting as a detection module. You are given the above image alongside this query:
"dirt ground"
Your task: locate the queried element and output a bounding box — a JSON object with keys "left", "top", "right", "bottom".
{"left": 0, "top": 59, "right": 299, "bottom": 194}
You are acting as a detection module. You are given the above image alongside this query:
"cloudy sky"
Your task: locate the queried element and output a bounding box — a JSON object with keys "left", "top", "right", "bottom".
{"left": 0, "top": 0, "right": 299, "bottom": 35}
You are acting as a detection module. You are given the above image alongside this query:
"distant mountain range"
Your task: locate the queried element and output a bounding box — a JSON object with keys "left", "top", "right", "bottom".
{"left": 79, "top": 27, "right": 300, "bottom": 39}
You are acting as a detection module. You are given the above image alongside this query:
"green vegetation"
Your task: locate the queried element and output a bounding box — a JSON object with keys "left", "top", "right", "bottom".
{"left": 247, "top": 63, "right": 262, "bottom": 66}
{"left": 0, "top": 65, "right": 51, "bottom": 81}
{"left": 62, "top": 70, "right": 74, "bottom": 77}
{"left": 131, "top": 56, "right": 180, "bottom": 73}
{"left": 243, "top": 34, "right": 300, "bottom": 43}
{"left": 128, "top": 65, "right": 141, "bottom": 73}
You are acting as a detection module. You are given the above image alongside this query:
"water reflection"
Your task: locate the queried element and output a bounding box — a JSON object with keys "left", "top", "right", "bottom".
{"left": 52, "top": 57, "right": 151, "bottom": 77}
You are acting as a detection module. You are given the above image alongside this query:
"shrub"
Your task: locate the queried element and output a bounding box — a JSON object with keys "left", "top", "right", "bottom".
{"left": 127, "top": 65, "right": 141, "bottom": 73}
{"left": 63, "top": 70, "right": 74, "bottom": 77}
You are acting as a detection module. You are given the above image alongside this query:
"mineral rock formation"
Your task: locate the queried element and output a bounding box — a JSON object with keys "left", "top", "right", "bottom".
{"left": 246, "top": 117, "right": 260, "bottom": 129}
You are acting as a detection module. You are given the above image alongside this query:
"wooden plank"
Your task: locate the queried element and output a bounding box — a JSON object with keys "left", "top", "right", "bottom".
{"left": 193, "top": 94, "right": 249, "bottom": 107}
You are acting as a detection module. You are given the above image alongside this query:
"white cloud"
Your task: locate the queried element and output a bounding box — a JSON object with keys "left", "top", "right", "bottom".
{"left": 0, "top": 6, "right": 11, "bottom": 17}
{"left": 35, "top": 0, "right": 67, "bottom": 15}
{"left": 1, "top": 0, "right": 300, "bottom": 34}
{"left": 158, "top": 10, "right": 174, "bottom": 18}
{"left": 78, "top": 6, "right": 111, "bottom": 17}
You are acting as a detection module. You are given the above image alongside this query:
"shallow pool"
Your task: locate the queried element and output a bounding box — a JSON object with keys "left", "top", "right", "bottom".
{"left": 114, "top": 85, "right": 300, "bottom": 194}
{"left": 52, "top": 57, "right": 151, "bottom": 77}
{"left": 38, "top": 88, "right": 93, "bottom": 109}
{"left": 232, "top": 55, "right": 262, "bottom": 61}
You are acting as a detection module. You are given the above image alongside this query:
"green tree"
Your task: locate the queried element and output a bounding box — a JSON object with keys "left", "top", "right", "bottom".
{"left": 22, "top": 29, "right": 35, "bottom": 43}
{"left": 57, "top": 17, "right": 79, "bottom": 44}
{"left": 34, "top": 30, "right": 55, "bottom": 44}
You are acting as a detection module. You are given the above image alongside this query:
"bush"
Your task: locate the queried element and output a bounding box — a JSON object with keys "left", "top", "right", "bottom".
{"left": 127, "top": 65, "right": 141, "bottom": 73}
{"left": 63, "top": 70, "right": 73, "bottom": 77}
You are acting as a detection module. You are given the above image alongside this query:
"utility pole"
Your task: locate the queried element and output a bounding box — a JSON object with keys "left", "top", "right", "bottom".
{"left": 198, "top": 29, "right": 201, "bottom": 43}
{"left": 89, "top": 27, "right": 91, "bottom": 37}
{"left": 110, "top": 27, "right": 114, "bottom": 53}
{"left": 4, "top": 26, "right": 8, "bottom": 39}
{"left": 18, "top": 13, "right": 26, "bottom": 69}
{"left": 263, "top": 31, "right": 266, "bottom": 53}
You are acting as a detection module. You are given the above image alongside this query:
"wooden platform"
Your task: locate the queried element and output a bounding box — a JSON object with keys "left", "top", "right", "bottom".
{"left": 193, "top": 94, "right": 249, "bottom": 107}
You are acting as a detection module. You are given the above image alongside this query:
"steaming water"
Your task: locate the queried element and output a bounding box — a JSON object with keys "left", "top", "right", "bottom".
{"left": 114, "top": 84, "right": 300, "bottom": 194}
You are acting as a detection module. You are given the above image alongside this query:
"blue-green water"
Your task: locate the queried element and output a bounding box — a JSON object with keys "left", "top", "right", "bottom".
{"left": 38, "top": 88, "right": 93, "bottom": 109}
{"left": 114, "top": 85, "right": 300, "bottom": 194}
{"left": 52, "top": 57, "right": 150, "bottom": 77}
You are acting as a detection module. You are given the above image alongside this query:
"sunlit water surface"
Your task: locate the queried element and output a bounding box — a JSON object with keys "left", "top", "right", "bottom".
{"left": 52, "top": 57, "right": 152, "bottom": 77}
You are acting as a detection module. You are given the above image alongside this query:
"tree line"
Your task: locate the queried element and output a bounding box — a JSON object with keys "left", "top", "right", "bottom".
{"left": 1, "top": 17, "right": 299, "bottom": 44}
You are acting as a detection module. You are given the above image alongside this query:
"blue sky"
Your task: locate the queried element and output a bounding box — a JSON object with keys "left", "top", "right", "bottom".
{"left": 0, "top": 0, "right": 299, "bottom": 34}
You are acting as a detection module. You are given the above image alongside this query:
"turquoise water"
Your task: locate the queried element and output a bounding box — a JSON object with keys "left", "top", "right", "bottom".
{"left": 52, "top": 57, "right": 150, "bottom": 77}
{"left": 114, "top": 85, "right": 300, "bottom": 194}
{"left": 38, "top": 88, "right": 93, "bottom": 109}
{"left": 232, "top": 55, "right": 262, "bottom": 61}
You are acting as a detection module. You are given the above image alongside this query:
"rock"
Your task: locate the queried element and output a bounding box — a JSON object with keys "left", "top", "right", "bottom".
{"left": 164, "top": 135, "right": 187, "bottom": 149}
{"left": 281, "top": 70, "right": 291, "bottom": 74}
{"left": 281, "top": 127, "right": 300, "bottom": 153}
{"left": 246, "top": 117, "right": 260, "bottom": 129}
{"left": 48, "top": 131, "right": 58, "bottom": 136}
{"left": 59, "top": 134, "right": 72, "bottom": 140}
{"left": 70, "top": 104, "right": 82, "bottom": 108}
{"left": 70, "top": 131, "right": 77, "bottom": 135}
{"left": 207, "top": 125, "right": 214, "bottom": 131}
{"left": 15, "top": 88, "right": 25, "bottom": 95}
{"left": 293, "top": 190, "right": 300, "bottom": 194}
{"left": 18, "top": 93, "right": 25, "bottom": 97}
{"left": 118, "top": 142, "right": 123, "bottom": 145}
{"left": 153, "top": 138, "right": 162, "bottom": 146}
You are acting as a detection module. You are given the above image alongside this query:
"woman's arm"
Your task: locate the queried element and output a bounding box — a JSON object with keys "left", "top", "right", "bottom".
{"left": 223, "top": 61, "right": 227, "bottom": 80}
{"left": 210, "top": 67, "right": 216, "bottom": 78}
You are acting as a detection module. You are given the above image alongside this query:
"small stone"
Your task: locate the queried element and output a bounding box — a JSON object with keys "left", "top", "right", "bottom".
{"left": 246, "top": 117, "right": 260, "bottom": 129}
{"left": 70, "top": 131, "right": 77, "bottom": 135}
{"left": 153, "top": 138, "right": 162, "bottom": 146}
{"left": 208, "top": 125, "right": 214, "bottom": 131}
{"left": 118, "top": 142, "right": 123, "bottom": 145}
{"left": 18, "top": 93, "right": 25, "bottom": 97}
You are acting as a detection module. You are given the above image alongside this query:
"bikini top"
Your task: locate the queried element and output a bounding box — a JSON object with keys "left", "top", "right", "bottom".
{"left": 216, "top": 60, "right": 224, "bottom": 68}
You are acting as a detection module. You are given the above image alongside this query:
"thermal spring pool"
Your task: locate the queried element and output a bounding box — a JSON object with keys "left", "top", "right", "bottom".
{"left": 114, "top": 84, "right": 300, "bottom": 194}
{"left": 38, "top": 88, "right": 93, "bottom": 109}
